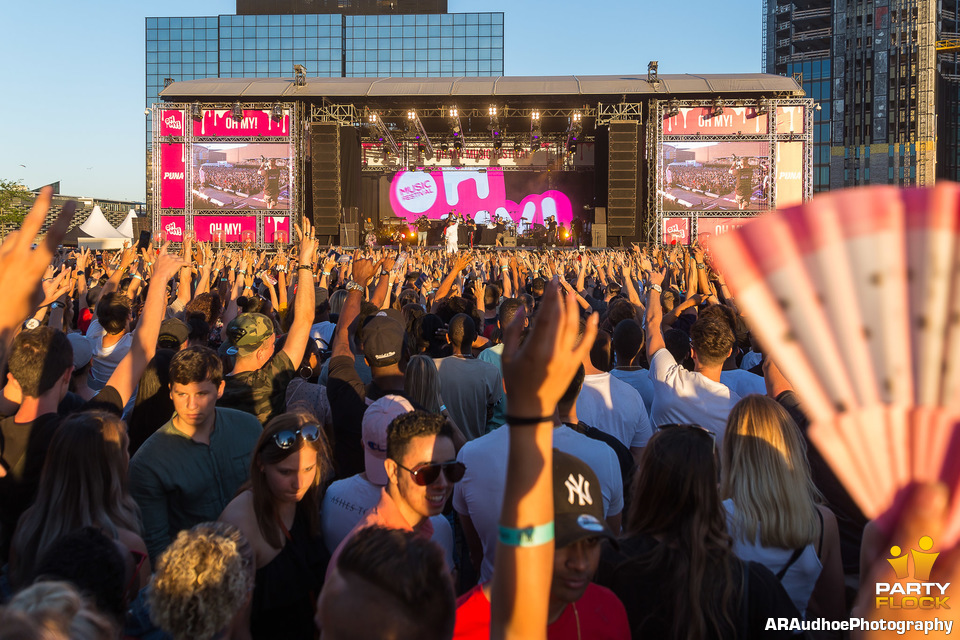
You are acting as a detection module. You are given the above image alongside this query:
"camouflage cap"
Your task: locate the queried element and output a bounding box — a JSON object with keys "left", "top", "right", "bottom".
{"left": 226, "top": 313, "right": 274, "bottom": 354}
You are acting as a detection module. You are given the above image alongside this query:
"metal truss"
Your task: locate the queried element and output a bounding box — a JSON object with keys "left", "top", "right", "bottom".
{"left": 596, "top": 102, "right": 644, "bottom": 125}
{"left": 309, "top": 103, "right": 359, "bottom": 126}
{"left": 150, "top": 102, "right": 301, "bottom": 249}
{"left": 651, "top": 98, "right": 815, "bottom": 246}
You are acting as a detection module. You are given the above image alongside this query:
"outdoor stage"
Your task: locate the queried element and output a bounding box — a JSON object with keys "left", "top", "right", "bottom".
{"left": 154, "top": 72, "right": 813, "bottom": 249}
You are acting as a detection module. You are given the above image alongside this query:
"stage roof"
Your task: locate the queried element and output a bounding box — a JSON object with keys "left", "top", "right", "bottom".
{"left": 160, "top": 73, "right": 802, "bottom": 100}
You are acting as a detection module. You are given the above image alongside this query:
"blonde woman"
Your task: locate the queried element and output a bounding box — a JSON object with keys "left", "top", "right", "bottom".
{"left": 721, "top": 395, "right": 845, "bottom": 627}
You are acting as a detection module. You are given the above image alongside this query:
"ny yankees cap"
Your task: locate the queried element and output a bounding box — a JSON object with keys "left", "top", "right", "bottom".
{"left": 553, "top": 449, "right": 617, "bottom": 550}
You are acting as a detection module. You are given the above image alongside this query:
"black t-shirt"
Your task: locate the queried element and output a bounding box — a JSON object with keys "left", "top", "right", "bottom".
{"left": 263, "top": 168, "right": 281, "bottom": 196}
{"left": 220, "top": 351, "right": 295, "bottom": 425}
{"left": 597, "top": 532, "right": 800, "bottom": 640}
{"left": 0, "top": 413, "right": 62, "bottom": 563}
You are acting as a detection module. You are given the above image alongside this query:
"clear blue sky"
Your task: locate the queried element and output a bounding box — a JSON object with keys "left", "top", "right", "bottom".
{"left": 0, "top": 0, "right": 762, "bottom": 202}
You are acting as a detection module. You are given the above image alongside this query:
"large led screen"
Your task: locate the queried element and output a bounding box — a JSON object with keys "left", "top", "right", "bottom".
{"left": 387, "top": 168, "right": 593, "bottom": 230}
{"left": 192, "top": 143, "right": 291, "bottom": 211}
{"left": 661, "top": 141, "right": 771, "bottom": 212}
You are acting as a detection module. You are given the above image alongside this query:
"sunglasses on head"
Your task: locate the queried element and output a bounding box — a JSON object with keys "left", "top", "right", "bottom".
{"left": 271, "top": 424, "right": 322, "bottom": 450}
{"left": 395, "top": 460, "right": 466, "bottom": 486}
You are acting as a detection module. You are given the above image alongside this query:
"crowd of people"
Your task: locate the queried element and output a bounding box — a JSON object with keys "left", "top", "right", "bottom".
{"left": 669, "top": 164, "right": 740, "bottom": 195}
{"left": 0, "top": 186, "right": 954, "bottom": 639}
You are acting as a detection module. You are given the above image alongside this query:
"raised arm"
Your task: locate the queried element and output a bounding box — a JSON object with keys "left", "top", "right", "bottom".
{"left": 491, "top": 280, "right": 598, "bottom": 640}
{"left": 644, "top": 269, "right": 667, "bottom": 361}
{"left": 279, "top": 219, "right": 318, "bottom": 368}
{"left": 105, "top": 247, "right": 186, "bottom": 406}
{"left": 331, "top": 252, "right": 380, "bottom": 360}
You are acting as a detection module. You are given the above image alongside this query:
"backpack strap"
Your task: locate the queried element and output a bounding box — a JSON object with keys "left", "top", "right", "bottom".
{"left": 776, "top": 546, "right": 805, "bottom": 580}
{"left": 816, "top": 507, "right": 825, "bottom": 557}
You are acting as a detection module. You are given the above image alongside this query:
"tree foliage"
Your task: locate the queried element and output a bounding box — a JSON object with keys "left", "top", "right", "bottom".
{"left": 0, "top": 179, "right": 32, "bottom": 233}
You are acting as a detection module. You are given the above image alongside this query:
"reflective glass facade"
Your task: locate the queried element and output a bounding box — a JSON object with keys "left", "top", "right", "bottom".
{"left": 145, "top": 11, "right": 504, "bottom": 145}
{"left": 786, "top": 59, "right": 832, "bottom": 192}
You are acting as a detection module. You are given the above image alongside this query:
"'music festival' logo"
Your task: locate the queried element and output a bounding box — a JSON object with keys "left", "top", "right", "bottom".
{"left": 875, "top": 536, "right": 950, "bottom": 610}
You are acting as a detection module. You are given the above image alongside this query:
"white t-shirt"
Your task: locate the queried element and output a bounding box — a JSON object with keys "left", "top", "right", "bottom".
{"left": 609, "top": 368, "right": 655, "bottom": 417}
{"left": 310, "top": 321, "right": 336, "bottom": 351}
{"left": 321, "top": 473, "right": 453, "bottom": 567}
{"left": 720, "top": 369, "right": 766, "bottom": 398}
{"left": 577, "top": 372, "right": 653, "bottom": 449}
{"left": 724, "top": 499, "right": 822, "bottom": 616}
{"left": 453, "top": 424, "right": 623, "bottom": 584}
{"left": 432, "top": 356, "right": 502, "bottom": 441}
{"left": 648, "top": 348, "right": 740, "bottom": 445}
{"left": 85, "top": 318, "right": 133, "bottom": 391}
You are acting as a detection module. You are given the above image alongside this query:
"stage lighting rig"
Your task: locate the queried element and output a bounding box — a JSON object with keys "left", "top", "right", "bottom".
{"left": 231, "top": 102, "right": 244, "bottom": 122}
{"left": 271, "top": 103, "right": 284, "bottom": 123}
{"left": 367, "top": 111, "right": 400, "bottom": 156}
{"left": 713, "top": 98, "right": 725, "bottom": 117}
{"left": 164, "top": 78, "right": 175, "bottom": 88}
{"left": 530, "top": 111, "right": 542, "bottom": 147}
{"left": 665, "top": 99, "right": 680, "bottom": 117}
{"left": 293, "top": 64, "right": 307, "bottom": 86}
{"left": 191, "top": 103, "right": 203, "bottom": 122}
{"left": 757, "top": 96, "right": 769, "bottom": 115}
{"left": 647, "top": 61, "right": 659, "bottom": 84}
{"left": 406, "top": 109, "right": 434, "bottom": 160}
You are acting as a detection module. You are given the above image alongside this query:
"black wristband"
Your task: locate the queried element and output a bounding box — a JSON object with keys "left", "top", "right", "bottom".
{"left": 504, "top": 414, "right": 554, "bottom": 426}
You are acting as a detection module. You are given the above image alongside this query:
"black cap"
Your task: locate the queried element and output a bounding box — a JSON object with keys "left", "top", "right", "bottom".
{"left": 553, "top": 449, "right": 617, "bottom": 549}
{"left": 158, "top": 318, "right": 190, "bottom": 350}
{"left": 361, "top": 313, "right": 405, "bottom": 367}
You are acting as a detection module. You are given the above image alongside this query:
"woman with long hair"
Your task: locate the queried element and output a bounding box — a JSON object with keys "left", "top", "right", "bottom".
{"left": 720, "top": 395, "right": 845, "bottom": 626}
{"left": 596, "top": 425, "right": 800, "bottom": 639}
{"left": 9, "top": 411, "right": 148, "bottom": 591}
{"left": 126, "top": 349, "right": 176, "bottom": 455}
{"left": 219, "top": 411, "right": 333, "bottom": 639}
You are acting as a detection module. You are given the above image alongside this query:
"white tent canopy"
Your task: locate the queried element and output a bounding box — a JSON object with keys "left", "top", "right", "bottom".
{"left": 79, "top": 206, "right": 126, "bottom": 239}
{"left": 117, "top": 209, "right": 137, "bottom": 238}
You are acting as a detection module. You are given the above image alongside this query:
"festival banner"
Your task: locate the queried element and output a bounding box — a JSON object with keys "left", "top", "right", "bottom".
{"left": 662, "top": 217, "right": 691, "bottom": 245}
{"left": 192, "top": 109, "right": 291, "bottom": 138}
{"left": 193, "top": 215, "right": 258, "bottom": 243}
{"left": 388, "top": 168, "right": 574, "bottom": 227}
{"left": 159, "top": 144, "right": 186, "bottom": 209}
{"left": 158, "top": 215, "right": 185, "bottom": 242}
{"left": 775, "top": 142, "right": 804, "bottom": 208}
{"left": 776, "top": 106, "right": 806, "bottom": 134}
{"left": 159, "top": 109, "right": 185, "bottom": 136}
{"left": 663, "top": 107, "right": 769, "bottom": 136}
{"left": 696, "top": 217, "right": 753, "bottom": 242}
{"left": 263, "top": 216, "right": 291, "bottom": 244}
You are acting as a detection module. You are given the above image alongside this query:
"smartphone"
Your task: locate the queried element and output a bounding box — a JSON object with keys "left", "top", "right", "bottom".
{"left": 338, "top": 255, "right": 351, "bottom": 264}
{"left": 393, "top": 252, "right": 408, "bottom": 273}
{"left": 136, "top": 230, "right": 152, "bottom": 252}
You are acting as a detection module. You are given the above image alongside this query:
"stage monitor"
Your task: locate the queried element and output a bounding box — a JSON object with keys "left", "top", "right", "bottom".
{"left": 192, "top": 143, "right": 292, "bottom": 211}
{"left": 661, "top": 141, "right": 771, "bottom": 212}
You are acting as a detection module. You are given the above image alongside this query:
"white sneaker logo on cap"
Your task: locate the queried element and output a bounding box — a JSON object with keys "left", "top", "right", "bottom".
{"left": 564, "top": 473, "right": 593, "bottom": 507}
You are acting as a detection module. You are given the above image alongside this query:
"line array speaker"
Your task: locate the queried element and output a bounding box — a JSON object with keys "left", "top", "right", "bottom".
{"left": 310, "top": 123, "right": 341, "bottom": 235}
{"left": 607, "top": 121, "right": 639, "bottom": 236}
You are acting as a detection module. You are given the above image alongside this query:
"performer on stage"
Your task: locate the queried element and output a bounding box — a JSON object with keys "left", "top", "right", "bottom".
{"left": 547, "top": 215, "right": 558, "bottom": 246}
{"left": 730, "top": 157, "right": 753, "bottom": 210}
{"left": 364, "top": 217, "right": 377, "bottom": 248}
{"left": 415, "top": 214, "right": 429, "bottom": 247}
{"left": 258, "top": 158, "right": 282, "bottom": 210}
{"left": 444, "top": 216, "right": 460, "bottom": 254}
{"left": 571, "top": 216, "right": 584, "bottom": 246}
{"left": 464, "top": 214, "right": 476, "bottom": 249}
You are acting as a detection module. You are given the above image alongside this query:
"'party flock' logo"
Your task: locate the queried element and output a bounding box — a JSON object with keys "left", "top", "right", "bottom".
{"left": 875, "top": 536, "right": 949, "bottom": 609}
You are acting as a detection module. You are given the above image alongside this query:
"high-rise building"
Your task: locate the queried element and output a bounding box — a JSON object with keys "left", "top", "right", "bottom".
{"left": 145, "top": 0, "right": 504, "bottom": 197}
{"left": 764, "top": 0, "right": 957, "bottom": 190}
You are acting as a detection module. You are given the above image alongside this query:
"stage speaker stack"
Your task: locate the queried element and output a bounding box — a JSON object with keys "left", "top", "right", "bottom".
{"left": 607, "top": 121, "right": 639, "bottom": 238}
{"left": 594, "top": 206, "right": 606, "bottom": 224}
{"left": 340, "top": 223, "right": 359, "bottom": 247}
{"left": 310, "top": 123, "right": 342, "bottom": 236}
{"left": 592, "top": 224, "right": 607, "bottom": 248}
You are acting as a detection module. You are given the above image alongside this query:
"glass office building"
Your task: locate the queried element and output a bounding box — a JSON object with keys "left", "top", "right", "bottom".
{"left": 145, "top": 11, "right": 505, "bottom": 145}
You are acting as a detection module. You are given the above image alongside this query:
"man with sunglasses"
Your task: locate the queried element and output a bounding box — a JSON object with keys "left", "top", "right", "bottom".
{"left": 328, "top": 410, "right": 462, "bottom": 577}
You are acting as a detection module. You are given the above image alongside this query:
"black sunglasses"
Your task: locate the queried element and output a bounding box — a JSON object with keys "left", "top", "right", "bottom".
{"left": 395, "top": 460, "right": 466, "bottom": 486}
{"left": 271, "top": 424, "right": 322, "bottom": 450}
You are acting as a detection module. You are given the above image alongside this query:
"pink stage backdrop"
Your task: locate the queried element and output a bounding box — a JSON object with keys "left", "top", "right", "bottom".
{"left": 696, "top": 217, "right": 752, "bottom": 242}
{"left": 193, "top": 215, "right": 257, "bottom": 242}
{"left": 159, "top": 215, "right": 185, "bottom": 242}
{"left": 263, "top": 216, "right": 291, "bottom": 244}
{"left": 159, "top": 144, "right": 186, "bottom": 209}
{"left": 662, "top": 217, "right": 691, "bottom": 245}
{"left": 159, "top": 109, "right": 184, "bottom": 136}
{"left": 663, "top": 107, "right": 769, "bottom": 136}
{"left": 388, "top": 168, "right": 574, "bottom": 227}
{"left": 192, "top": 109, "right": 291, "bottom": 137}
{"left": 776, "top": 106, "right": 806, "bottom": 134}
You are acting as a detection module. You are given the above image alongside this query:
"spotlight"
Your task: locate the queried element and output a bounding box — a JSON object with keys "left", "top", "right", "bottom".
{"left": 163, "top": 77, "right": 175, "bottom": 88}
{"left": 191, "top": 103, "right": 203, "bottom": 122}
{"left": 449, "top": 107, "right": 458, "bottom": 118}
{"left": 647, "top": 60, "right": 659, "bottom": 84}
{"left": 488, "top": 106, "right": 498, "bottom": 116}
{"left": 231, "top": 102, "right": 244, "bottom": 122}
{"left": 368, "top": 111, "right": 378, "bottom": 124}
{"left": 513, "top": 139, "right": 523, "bottom": 154}
{"left": 666, "top": 99, "right": 680, "bottom": 118}
{"left": 494, "top": 138, "right": 502, "bottom": 151}
{"left": 271, "top": 103, "right": 283, "bottom": 123}
{"left": 407, "top": 110, "right": 416, "bottom": 120}
{"left": 531, "top": 111, "right": 540, "bottom": 121}
{"left": 757, "top": 97, "right": 769, "bottom": 115}
{"left": 713, "top": 98, "right": 725, "bottom": 117}
{"left": 293, "top": 64, "right": 307, "bottom": 87}
{"left": 572, "top": 112, "right": 582, "bottom": 123}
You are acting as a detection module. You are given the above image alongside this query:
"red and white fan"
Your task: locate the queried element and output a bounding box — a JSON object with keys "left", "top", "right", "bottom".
{"left": 706, "top": 183, "right": 960, "bottom": 546}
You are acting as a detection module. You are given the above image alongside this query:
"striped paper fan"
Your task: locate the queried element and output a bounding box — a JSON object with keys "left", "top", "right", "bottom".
{"left": 705, "top": 183, "right": 960, "bottom": 546}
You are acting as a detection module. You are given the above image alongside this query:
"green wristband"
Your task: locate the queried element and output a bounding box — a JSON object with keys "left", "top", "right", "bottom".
{"left": 498, "top": 521, "right": 555, "bottom": 547}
